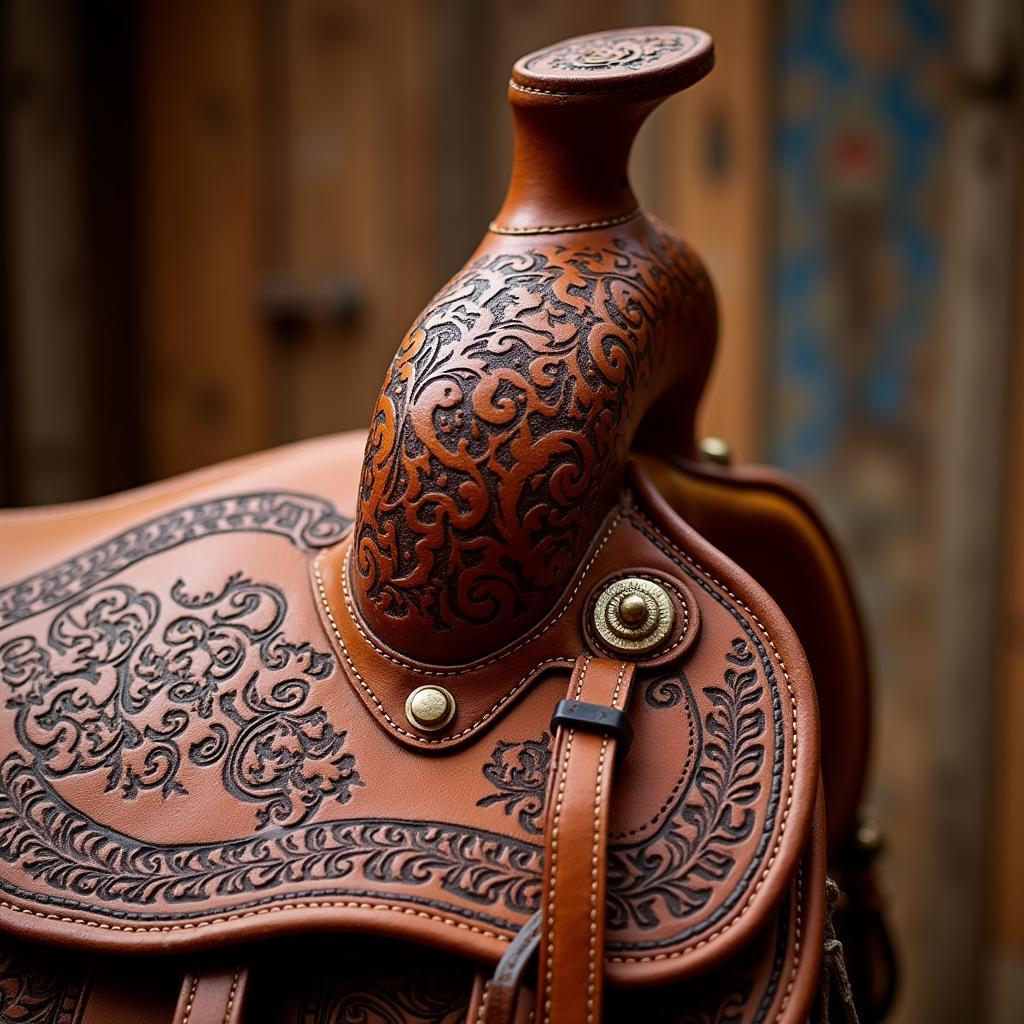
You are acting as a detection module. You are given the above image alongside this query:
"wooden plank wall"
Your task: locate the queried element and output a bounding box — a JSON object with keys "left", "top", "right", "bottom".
{"left": 657, "top": 2, "right": 769, "bottom": 464}
{"left": 142, "top": 1, "right": 268, "bottom": 480}
{"left": 139, "top": 0, "right": 764, "bottom": 479}
{"left": 932, "top": 0, "right": 1022, "bottom": 1018}
{"left": 988, "top": 117, "right": 1024, "bottom": 1022}
{"left": 1, "top": 0, "right": 95, "bottom": 504}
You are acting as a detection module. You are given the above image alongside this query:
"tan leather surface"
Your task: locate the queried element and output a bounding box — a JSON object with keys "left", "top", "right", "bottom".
{"left": 0, "top": 444, "right": 817, "bottom": 994}
{"left": 537, "top": 657, "right": 635, "bottom": 1023}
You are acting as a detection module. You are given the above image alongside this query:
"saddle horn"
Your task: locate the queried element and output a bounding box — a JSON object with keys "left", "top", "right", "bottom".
{"left": 352, "top": 27, "right": 719, "bottom": 663}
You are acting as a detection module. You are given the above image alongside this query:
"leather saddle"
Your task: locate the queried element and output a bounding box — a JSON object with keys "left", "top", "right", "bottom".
{"left": 0, "top": 27, "right": 891, "bottom": 1024}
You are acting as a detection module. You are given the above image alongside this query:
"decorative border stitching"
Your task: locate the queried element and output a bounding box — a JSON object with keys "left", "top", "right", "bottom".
{"left": 222, "top": 966, "right": 242, "bottom": 1024}
{"left": 488, "top": 210, "right": 640, "bottom": 235}
{"left": 312, "top": 510, "right": 623, "bottom": 745}
{"left": 604, "top": 506, "right": 800, "bottom": 964}
{"left": 773, "top": 867, "right": 804, "bottom": 1022}
{"left": 181, "top": 973, "right": 199, "bottom": 1024}
{"left": 342, "top": 511, "right": 622, "bottom": 675}
{"left": 0, "top": 895, "right": 510, "bottom": 942}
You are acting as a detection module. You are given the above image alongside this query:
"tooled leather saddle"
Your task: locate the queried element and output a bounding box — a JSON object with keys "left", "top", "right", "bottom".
{"left": 0, "top": 27, "right": 893, "bottom": 1024}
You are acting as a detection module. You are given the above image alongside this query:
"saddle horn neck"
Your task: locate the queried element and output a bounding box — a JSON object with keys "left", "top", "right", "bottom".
{"left": 352, "top": 27, "right": 718, "bottom": 664}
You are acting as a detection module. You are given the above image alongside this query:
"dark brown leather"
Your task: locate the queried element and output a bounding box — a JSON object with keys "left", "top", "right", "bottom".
{"left": 480, "top": 911, "right": 542, "bottom": 1024}
{"left": 0, "top": 24, "right": 880, "bottom": 1024}
{"left": 172, "top": 966, "right": 248, "bottom": 1024}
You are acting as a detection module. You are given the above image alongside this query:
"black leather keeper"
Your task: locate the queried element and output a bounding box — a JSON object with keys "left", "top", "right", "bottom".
{"left": 550, "top": 699, "right": 633, "bottom": 757}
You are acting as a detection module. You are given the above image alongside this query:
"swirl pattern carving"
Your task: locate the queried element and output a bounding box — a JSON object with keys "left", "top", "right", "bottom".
{"left": 477, "top": 732, "right": 552, "bottom": 835}
{"left": 0, "top": 935, "right": 81, "bottom": 1024}
{"left": 526, "top": 29, "right": 702, "bottom": 74}
{"left": 0, "top": 491, "right": 350, "bottom": 631}
{"left": 301, "top": 941, "right": 472, "bottom": 1024}
{"left": 0, "top": 573, "right": 359, "bottom": 828}
{"left": 354, "top": 225, "right": 709, "bottom": 658}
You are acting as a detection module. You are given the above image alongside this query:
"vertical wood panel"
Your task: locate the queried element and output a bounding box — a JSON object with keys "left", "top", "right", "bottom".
{"left": 929, "top": 0, "right": 1022, "bottom": 1018}
{"left": 268, "top": 0, "right": 437, "bottom": 441}
{"left": 142, "top": 0, "right": 266, "bottom": 479}
{"left": 988, "top": 70, "right": 1024, "bottom": 1021}
{"left": 2, "top": 0, "right": 94, "bottom": 503}
{"left": 654, "top": 1, "right": 769, "bottom": 464}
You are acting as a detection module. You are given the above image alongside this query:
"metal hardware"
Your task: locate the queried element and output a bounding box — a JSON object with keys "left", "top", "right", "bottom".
{"left": 699, "top": 435, "right": 732, "bottom": 465}
{"left": 405, "top": 685, "right": 456, "bottom": 732}
{"left": 593, "top": 576, "right": 674, "bottom": 654}
{"left": 550, "top": 699, "right": 633, "bottom": 757}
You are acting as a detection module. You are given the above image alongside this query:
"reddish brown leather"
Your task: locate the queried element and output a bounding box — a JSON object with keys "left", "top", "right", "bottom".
{"left": 538, "top": 657, "right": 635, "bottom": 1024}
{"left": 0, "top": 24, "right": 859, "bottom": 1024}
{"left": 172, "top": 966, "right": 248, "bottom": 1024}
{"left": 0, "top": 442, "right": 817, "bottom": 979}
{"left": 351, "top": 28, "right": 717, "bottom": 666}
{"left": 496, "top": 28, "right": 713, "bottom": 230}
{"left": 636, "top": 452, "right": 872, "bottom": 854}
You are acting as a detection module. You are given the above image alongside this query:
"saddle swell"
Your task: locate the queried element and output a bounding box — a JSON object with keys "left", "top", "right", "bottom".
{"left": 353, "top": 29, "right": 717, "bottom": 665}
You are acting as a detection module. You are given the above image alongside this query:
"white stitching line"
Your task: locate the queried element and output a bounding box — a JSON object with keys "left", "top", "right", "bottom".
{"left": 488, "top": 210, "right": 640, "bottom": 235}
{"left": 317, "top": 555, "right": 568, "bottom": 745}
{"left": 604, "top": 506, "right": 800, "bottom": 963}
{"left": 589, "top": 734, "right": 610, "bottom": 1024}
{"left": 586, "top": 661, "right": 627, "bottom": 1024}
{"left": 311, "top": 510, "right": 622, "bottom": 745}
{"left": 222, "top": 966, "right": 242, "bottom": 1024}
{"left": 475, "top": 979, "right": 491, "bottom": 1024}
{"left": 542, "top": 656, "right": 588, "bottom": 1024}
{"left": 341, "top": 511, "right": 622, "bottom": 675}
{"left": 180, "top": 973, "right": 199, "bottom": 1024}
{"left": 0, "top": 896, "right": 510, "bottom": 940}
{"left": 1, "top": 503, "right": 800, "bottom": 960}
{"left": 774, "top": 866, "right": 804, "bottom": 1021}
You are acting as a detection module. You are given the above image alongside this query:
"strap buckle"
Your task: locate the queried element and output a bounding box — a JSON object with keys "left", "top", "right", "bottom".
{"left": 550, "top": 699, "right": 633, "bottom": 758}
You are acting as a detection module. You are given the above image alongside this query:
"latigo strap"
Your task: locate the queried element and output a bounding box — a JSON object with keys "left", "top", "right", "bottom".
{"left": 481, "top": 656, "right": 637, "bottom": 1024}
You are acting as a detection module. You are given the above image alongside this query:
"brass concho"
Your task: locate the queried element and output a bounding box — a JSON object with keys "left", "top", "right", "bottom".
{"left": 592, "top": 577, "right": 675, "bottom": 655}
{"left": 405, "top": 685, "right": 456, "bottom": 732}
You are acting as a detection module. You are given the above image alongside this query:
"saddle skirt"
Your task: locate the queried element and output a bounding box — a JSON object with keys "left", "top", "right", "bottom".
{"left": 0, "top": 25, "right": 875, "bottom": 1024}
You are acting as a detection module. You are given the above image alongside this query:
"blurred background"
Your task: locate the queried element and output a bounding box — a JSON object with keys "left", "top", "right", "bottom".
{"left": 0, "top": 1, "right": 1022, "bottom": 1021}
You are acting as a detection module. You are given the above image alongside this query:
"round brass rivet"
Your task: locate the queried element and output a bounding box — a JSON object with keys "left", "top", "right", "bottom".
{"left": 593, "top": 577, "right": 675, "bottom": 655}
{"left": 405, "top": 685, "right": 456, "bottom": 732}
{"left": 618, "top": 592, "right": 649, "bottom": 626}
{"left": 699, "top": 435, "right": 732, "bottom": 466}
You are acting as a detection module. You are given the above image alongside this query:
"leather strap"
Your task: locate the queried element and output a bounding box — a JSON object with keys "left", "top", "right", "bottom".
{"left": 479, "top": 911, "right": 542, "bottom": 1024}
{"left": 172, "top": 966, "right": 248, "bottom": 1024}
{"left": 538, "top": 656, "right": 636, "bottom": 1024}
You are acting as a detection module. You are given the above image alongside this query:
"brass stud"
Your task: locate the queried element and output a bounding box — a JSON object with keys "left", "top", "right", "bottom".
{"left": 593, "top": 577, "right": 674, "bottom": 655}
{"left": 618, "top": 592, "right": 649, "bottom": 627}
{"left": 699, "top": 436, "right": 732, "bottom": 466}
{"left": 405, "top": 685, "right": 456, "bottom": 732}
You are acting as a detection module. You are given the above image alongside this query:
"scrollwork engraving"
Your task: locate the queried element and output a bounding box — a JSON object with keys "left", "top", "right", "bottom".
{"left": 354, "top": 228, "right": 707, "bottom": 653}
{"left": 0, "top": 573, "right": 358, "bottom": 828}
{"left": 477, "top": 732, "right": 552, "bottom": 835}
{"left": 607, "top": 638, "right": 766, "bottom": 930}
{"left": 528, "top": 30, "right": 700, "bottom": 74}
